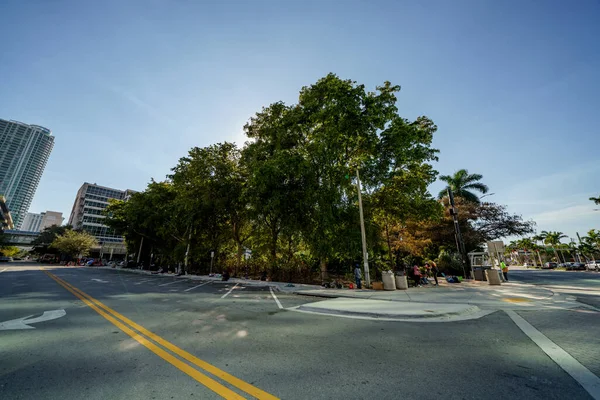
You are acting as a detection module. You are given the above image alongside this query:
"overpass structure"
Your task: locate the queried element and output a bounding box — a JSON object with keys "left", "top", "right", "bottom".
{"left": 2, "top": 229, "right": 39, "bottom": 246}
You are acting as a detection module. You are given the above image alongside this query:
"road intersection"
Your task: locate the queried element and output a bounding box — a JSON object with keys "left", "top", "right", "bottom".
{"left": 1, "top": 263, "right": 599, "bottom": 399}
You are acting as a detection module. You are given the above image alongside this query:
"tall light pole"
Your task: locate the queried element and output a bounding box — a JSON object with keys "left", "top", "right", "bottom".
{"left": 356, "top": 169, "right": 370, "bottom": 287}
{"left": 448, "top": 188, "right": 468, "bottom": 278}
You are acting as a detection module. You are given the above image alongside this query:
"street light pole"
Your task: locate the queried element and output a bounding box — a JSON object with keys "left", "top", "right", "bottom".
{"left": 448, "top": 188, "right": 468, "bottom": 278}
{"left": 356, "top": 169, "right": 370, "bottom": 287}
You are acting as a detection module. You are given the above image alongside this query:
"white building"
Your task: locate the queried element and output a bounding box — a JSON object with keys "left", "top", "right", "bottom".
{"left": 21, "top": 211, "right": 63, "bottom": 232}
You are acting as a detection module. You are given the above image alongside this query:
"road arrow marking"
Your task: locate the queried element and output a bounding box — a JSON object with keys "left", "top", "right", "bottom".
{"left": 91, "top": 278, "right": 109, "bottom": 283}
{"left": 0, "top": 309, "right": 66, "bottom": 330}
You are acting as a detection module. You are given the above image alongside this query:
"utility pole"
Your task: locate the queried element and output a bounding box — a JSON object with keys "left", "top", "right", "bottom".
{"left": 448, "top": 188, "right": 468, "bottom": 278}
{"left": 136, "top": 236, "right": 144, "bottom": 265}
{"left": 356, "top": 169, "right": 370, "bottom": 287}
{"left": 184, "top": 226, "right": 192, "bottom": 275}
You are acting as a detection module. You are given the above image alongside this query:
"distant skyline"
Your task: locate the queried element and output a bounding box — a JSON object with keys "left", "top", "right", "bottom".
{"left": 1, "top": 0, "right": 599, "bottom": 240}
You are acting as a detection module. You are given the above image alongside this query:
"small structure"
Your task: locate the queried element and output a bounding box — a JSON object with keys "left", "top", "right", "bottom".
{"left": 0, "top": 196, "right": 14, "bottom": 231}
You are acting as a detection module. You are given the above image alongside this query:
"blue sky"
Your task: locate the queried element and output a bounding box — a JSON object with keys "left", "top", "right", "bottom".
{"left": 1, "top": 0, "right": 599, "bottom": 241}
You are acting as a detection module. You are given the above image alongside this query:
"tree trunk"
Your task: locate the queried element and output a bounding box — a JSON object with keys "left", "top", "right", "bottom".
{"left": 235, "top": 243, "right": 242, "bottom": 277}
{"left": 537, "top": 250, "right": 543, "bottom": 266}
{"left": 553, "top": 248, "right": 561, "bottom": 263}
{"left": 270, "top": 225, "right": 278, "bottom": 273}
{"left": 320, "top": 259, "right": 328, "bottom": 282}
{"left": 385, "top": 220, "right": 394, "bottom": 270}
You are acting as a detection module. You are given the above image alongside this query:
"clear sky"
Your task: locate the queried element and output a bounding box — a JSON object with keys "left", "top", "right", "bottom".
{"left": 1, "top": 0, "right": 599, "bottom": 241}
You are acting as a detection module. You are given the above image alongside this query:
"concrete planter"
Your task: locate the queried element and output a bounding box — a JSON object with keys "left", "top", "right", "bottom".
{"left": 485, "top": 269, "right": 501, "bottom": 285}
{"left": 395, "top": 275, "right": 408, "bottom": 290}
{"left": 382, "top": 271, "right": 396, "bottom": 291}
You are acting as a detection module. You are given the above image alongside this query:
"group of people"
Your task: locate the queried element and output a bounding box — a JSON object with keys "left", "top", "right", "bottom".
{"left": 352, "top": 261, "right": 440, "bottom": 289}
{"left": 410, "top": 262, "right": 439, "bottom": 287}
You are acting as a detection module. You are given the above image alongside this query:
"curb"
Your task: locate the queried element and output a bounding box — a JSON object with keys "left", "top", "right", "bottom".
{"left": 296, "top": 302, "right": 480, "bottom": 320}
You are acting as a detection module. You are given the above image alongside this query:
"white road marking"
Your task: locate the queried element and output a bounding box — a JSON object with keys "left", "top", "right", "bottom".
{"left": 134, "top": 279, "right": 153, "bottom": 285}
{"left": 221, "top": 283, "right": 239, "bottom": 299}
{"left": 269, "top": 287, "right": 283, "bottom": 309}
{"left": 506, "top": 310, "right": 600, "bottom": 399}
{"left": 184, "top": 281, "right": 211, "bottom": 292}
{"left": 0, "top": 268, "right": 7, "bottom": 273}
{"left": 0, "top": 309, "right": 66, "bottom": 330}
{"left": 91, "top": 278, "right": 109, "bottom": 283}
{"left": 158, "top": 280, "right": 187, "bottom": 287}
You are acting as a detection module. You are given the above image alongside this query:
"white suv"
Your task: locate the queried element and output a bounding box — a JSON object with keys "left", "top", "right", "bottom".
{"left": 586, "top": 260, "right": 600, "bottom": 271}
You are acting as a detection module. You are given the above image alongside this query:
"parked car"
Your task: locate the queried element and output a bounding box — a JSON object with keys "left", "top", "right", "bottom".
{"left": 542, "top": 262, "right": 558, "bottom": 269}
{"left": 0, "top": 256, "right": 12, "bottom": 262}
{"left": 586, "top": 260, "right": 600, "bottom": 272}
{"left": 559, "top": 262, "right": 572, "bottom": 269}
{"left": 567, "top": 262, "right": 586, "bottom": 271}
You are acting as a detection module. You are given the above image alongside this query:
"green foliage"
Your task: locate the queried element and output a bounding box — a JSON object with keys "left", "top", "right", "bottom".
{"left": 590, "top": 196, "right": 600, "bottom": 205}
{"left": 51, "top": 230, "right": 98, "bottom": 257}
{"left": 437, "top": 169, "right": 489, "bottom": 203}
{"left": 31, "top": 225, "right": 72, "bottom": 255}
{"left": 100, "top": 73, "right": 537, "bottom": 283}
{"left": 0, "top": 245, "right": 20, "bottom": 257}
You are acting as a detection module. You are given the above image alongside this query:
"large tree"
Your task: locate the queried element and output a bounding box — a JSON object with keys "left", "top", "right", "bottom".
{"left": 392, "top": 198, "right": 535, "bottom": 265}
{"left": 171, "top": 142, "right": 249, "bottom": 273}
{"left": 31, "top": 225, "right": 73, "bottom": 255}
{"left": 51, "top": 230, "right": 98, "bottom": 258}
{"left": 437, "top": 169, "right": 489, "bottom": 203}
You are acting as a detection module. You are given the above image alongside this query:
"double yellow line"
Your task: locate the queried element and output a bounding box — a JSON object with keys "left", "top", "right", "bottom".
{"left": 44, "top": 270, "right": 278, "bottom": 400}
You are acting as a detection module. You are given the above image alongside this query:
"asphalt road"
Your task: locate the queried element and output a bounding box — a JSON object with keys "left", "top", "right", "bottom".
{"left": 1, "top": 263, "right": 599, "bottom": 400}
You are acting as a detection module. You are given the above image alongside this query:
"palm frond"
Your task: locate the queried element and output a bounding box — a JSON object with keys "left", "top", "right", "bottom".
{"left": 457, "top": 190, "right": 480, "bottom": 203}
{"left": 463, "top": 182, "right": 489, "bottom": 194}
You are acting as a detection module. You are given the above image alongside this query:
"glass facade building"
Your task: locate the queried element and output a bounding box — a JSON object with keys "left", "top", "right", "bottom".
{"left": 0, "top": 119, "right": 55, "bottom": 229}
{"left": 68, "top": 183, "right": 136, "bottom": 244}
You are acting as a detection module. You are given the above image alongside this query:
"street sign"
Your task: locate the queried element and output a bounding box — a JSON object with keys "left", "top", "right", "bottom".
{"left": 0, "top": 309, "right": 66, "bottom": 330}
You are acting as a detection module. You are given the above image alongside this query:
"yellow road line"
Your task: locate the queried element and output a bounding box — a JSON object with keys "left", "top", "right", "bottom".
{"left": 44, "top": 271, "right": 278, "bottom": 400}
{"left": 45, "top": 271, "right": 245, "bottom": 399}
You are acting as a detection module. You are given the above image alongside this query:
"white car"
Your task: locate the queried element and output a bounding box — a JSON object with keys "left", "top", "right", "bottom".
{"left": 586, "top": 260, "right": 600, "bottom": 271}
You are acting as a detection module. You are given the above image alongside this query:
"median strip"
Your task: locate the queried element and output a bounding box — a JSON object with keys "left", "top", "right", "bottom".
{"left": 44, "top": 270, "right": 278, "bottom": 400}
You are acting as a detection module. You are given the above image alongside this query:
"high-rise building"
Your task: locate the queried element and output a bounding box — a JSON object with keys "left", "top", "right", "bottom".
{"left": 21, "top": 212, "right": 43, "bottom": 232}
{"left": 0, "top": 119, "right": 55, "bottom": 229}
{"left": 21, "top": 210, "right": 63, "bottom": 232}
{"left": 68, "top": 183, "right": 136, "bottom": 244}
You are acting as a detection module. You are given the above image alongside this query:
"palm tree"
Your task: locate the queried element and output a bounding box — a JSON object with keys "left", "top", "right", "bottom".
{"left": 539, "top": 231, "right": 568, "bottom": 263}
{"left": 437, "top": 169, "right": 489, "bottom": 203}
{"left": 590, "top": 196, "right": 600, "bottom": 205}
{"left": 582, "top": 229, "right": 600, "bottom": 258}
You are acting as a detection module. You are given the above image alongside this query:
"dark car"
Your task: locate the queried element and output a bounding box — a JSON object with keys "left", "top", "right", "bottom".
{"left": 542, "top": 262, "right": 557, "bottom": 269}
{"left": 567, "top": 262, "right": 586, "bottom": 270}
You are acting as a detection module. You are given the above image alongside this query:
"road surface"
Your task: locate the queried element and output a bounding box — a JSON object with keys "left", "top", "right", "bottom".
{"left": 1, "top": 264, "right": 599, "bottom": 399}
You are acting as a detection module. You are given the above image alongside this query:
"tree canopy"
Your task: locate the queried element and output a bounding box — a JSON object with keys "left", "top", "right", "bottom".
{"left": 437, "top": 169, "right": 489, "bottom": 203}
{"left": 103, "top": 73, "right": 537, "bottom": 282}
{"left": 50, "top": 230, "right": 98, "bottom": 258}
